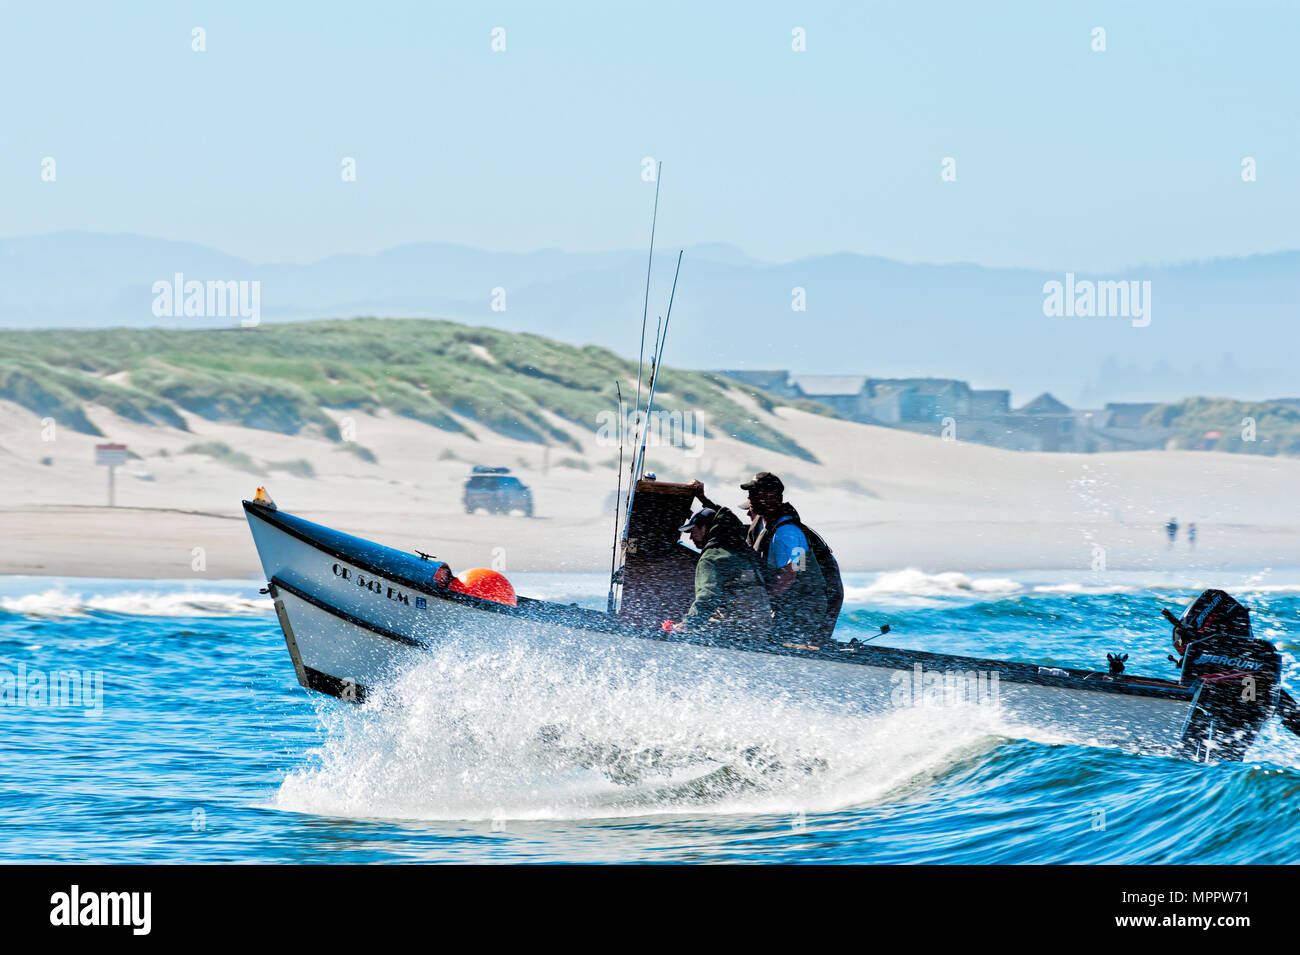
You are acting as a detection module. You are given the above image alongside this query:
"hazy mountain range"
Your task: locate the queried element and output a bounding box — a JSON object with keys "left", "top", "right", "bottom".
{"left": 3, "top": 232, "right": 1296, "bottom": 407}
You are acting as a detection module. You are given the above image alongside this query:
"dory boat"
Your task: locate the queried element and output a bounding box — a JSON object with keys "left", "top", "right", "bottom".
{"left": 242, "top": 479, "right": 1293, "bottom": 762}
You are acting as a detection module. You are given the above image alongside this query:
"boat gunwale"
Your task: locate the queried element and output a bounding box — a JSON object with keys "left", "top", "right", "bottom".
{"left": 245, "top": 501, "right": 1194, "bottom": 704}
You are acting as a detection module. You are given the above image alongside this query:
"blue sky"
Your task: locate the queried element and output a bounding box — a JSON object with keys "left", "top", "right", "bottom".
{"left": 3, "top": 0, "right": 1296, "bottom": 269}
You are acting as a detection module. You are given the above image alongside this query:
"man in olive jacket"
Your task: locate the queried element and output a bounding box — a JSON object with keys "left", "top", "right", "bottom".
{"left": 689, "top": 473, "right": 832, "bottom": 645}
{"left": 674, "top": 506, "right": 772, "bottom": 641}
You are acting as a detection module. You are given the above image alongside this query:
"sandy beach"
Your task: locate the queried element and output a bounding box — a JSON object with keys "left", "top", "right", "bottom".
{"left": 4, "top": 396, "right": 1300, "bottom": 579}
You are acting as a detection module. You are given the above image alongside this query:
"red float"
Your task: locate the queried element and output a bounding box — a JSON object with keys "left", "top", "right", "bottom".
{"left": 448, "top": 567, "right": 517, "bottom": 606}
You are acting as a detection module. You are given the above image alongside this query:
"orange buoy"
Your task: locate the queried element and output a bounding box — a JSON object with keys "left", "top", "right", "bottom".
{"left": 448, "top": 567, "right": 517, "bottom": 606}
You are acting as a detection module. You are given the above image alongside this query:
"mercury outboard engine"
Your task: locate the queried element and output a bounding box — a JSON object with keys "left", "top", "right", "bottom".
{"left": 1165, "top": 590, "right": 1281, "bottom": 762}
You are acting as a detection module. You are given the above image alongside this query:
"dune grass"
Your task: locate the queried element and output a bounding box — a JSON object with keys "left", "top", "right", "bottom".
{"left": 181, "top": 440, "right": 261, "bottom": 474}
{"left": 0, "top": 318, "right": 822, "bottom": 462}
{"left": 1147, "top": 397, "right": 1300, "bottom": 455}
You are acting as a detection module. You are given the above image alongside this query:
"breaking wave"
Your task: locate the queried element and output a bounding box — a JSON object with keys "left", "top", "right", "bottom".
{"left": 843, "top": 569, "right": 1023, "bottom": 604}
{"left": 0, "top": 588, "right": 270, "bottom": 618}
{"left": 1030, "top": 582, "right": 1138, "bottom": 595}
{"left": 275, "top": 638, "right": 1010, "bottom": 823}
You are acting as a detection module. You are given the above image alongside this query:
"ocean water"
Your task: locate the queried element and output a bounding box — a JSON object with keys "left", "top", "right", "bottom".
{"left": 3, "top": 568, "right": 1300, "bottom": 864}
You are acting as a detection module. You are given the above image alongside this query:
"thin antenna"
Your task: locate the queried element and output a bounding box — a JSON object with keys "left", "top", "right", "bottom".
{"left": 632, "top": 316, "right": 648, "bottom": 455}
{"left": 643, "top": 316, "right": 663, "bottom": 432}
{"left": 631, "top": 163, "right": 663, "bottom": 442}
{"left": 607, "top": 381, "right": 626, "bottom": 612}
{"left": 620, "top": 249, "right": 684, "bottom": 576}
{"left": 629, "top": 314, "right": 662, "bottom": 491}
{"left": 631, "top": 250, "right": 683, "bottom": 483}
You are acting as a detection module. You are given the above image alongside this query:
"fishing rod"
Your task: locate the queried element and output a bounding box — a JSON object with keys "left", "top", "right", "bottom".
{"left": 630, "top": 162, "right": 662, "bottom": 455}
{"left": 628, "top": 315, "right": 662, "bottom": 486}
{"left": 606, "top": 381, "right": 626, "bottom": 613}
{"left": 626, "top": 168, "right": 662, "bottom": 521}
{"left": 641, "top": 314, "right": 662, "bottom": 445}
{"left": 624, "top": 316, "right": 662, "bottom": 506}
{"left": 610, "top": 252, "right": 684, "bottom": 613}
{"left": 631, "top": 313, "right": 648, "bottom": 471}
{"left": 627, "top": 250, "right": 682, "bottom": 495}
{"left": 608, "top": 166, "right": 665, "bottom": 612}
{"left": 613, "top": 311, "right": 660, "bottom": 613}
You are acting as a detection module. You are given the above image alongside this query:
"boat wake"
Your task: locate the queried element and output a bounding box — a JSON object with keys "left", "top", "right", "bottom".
{"left": 275, "top": 638, "right": 1023, "bottom": 823}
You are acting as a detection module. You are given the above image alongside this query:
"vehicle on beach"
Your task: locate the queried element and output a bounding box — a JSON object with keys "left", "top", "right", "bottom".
{"left": 462, "top": 466, "right": 533, "bottom": 516}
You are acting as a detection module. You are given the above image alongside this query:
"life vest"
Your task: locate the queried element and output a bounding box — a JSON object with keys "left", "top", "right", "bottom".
{"left": 748, "top": 504, "right": 843, "bottom": 643}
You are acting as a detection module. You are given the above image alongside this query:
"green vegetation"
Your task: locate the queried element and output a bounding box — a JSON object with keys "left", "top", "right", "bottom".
{"left": 182, "top": 441, "right": 317, "bottom": 478}
{"left": 1146, "top": 398, "right": 1300, "bottom": 456}
{"left": 832, "top": 477, "right": 879, "bottom": 498}
{"left": 0, "top": 318, "right": 820, "bottom": 462}
{"left": 267, "top": 459, "right": 317, "bottom": 479}
{"left": 181, "top": 441, "right": 260, "bottom": 474}
{"left": 0, "top": 363, "right": 103, "bottom": 436}
{"left": 339, "top": 443, "right": 379, "bottom": 464}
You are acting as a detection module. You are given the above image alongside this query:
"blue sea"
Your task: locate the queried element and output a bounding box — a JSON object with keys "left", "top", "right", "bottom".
{"left": 3, "top": 568, "right": 1299, "bottom": 864}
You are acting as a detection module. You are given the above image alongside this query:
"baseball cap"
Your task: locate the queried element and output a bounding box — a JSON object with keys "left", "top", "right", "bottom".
{"left": 679, "top": 507, "right": 717, "bottom": 533}
{"left": 739, "top": 471, "right": 784, "bottom": 494}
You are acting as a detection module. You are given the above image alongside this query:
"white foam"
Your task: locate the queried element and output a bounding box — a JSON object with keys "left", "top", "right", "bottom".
{"left": 843, "top": 568, "right": 1023, "bottom": 604}
{"left": 275, "top": 637, "right": 1011, "bottom": 823}
{"left": 0, "top": 588, "right": 270, "bottom": 618}
{"left": 1031, "top": 583, "right": 1137, "bottom": 595}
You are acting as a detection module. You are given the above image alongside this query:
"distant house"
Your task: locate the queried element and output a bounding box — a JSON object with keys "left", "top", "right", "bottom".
{"left": 1005, "top": 392, "right": 1075, "bottom": 451}
{"left": 862, "top": 378, "right": 973, "bottom": 423}
{"left": 789, "top": 375, "right": 872, "bottom": 419}
{"left": 715, "top": 369, "right": 798, "bottom": 398}
{"left": 862, "top": 382, "right": 907, "bottom": 424}
{"left": 971, "top": 389, "right": 1011, "bottom": 417}
{"left": 784, "top": 375, "right": 984, "bottom": 425}
{"left": 1016, "top": 392, "right": 1072, "bottom": 416}
{"left": 1075, "top": 402, "right": 1171, "bottom": 451}
{"left": 708, "top": 368, "right": 1172, "bottom": 453}
{"left": 1103, "top": 402, "right": 1160, "bottom": 429}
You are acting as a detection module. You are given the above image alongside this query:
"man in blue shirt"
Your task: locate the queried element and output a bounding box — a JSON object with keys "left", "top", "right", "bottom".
{"left": 690, "top": 472, "right": 829, "bottom": 644}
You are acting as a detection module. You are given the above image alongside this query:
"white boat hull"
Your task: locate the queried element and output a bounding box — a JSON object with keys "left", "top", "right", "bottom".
{"left": 246, "top": 502, "right": 1196, "bottom": 756}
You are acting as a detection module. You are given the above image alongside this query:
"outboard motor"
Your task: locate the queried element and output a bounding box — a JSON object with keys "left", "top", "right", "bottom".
{"left": 1165, "top": 589, "right": 1281, "bottom": 762}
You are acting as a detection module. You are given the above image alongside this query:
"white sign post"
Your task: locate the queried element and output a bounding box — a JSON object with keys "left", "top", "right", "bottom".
{"left": 95, "top": 443, "right": 128, "bottom": 506}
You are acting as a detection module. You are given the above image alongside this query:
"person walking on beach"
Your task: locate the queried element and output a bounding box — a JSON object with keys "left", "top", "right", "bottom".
{"left": 1188, "top": 523, "right": 1197, "bottom": 549}
{"left": 1166, "top": 517, "right": 1179, "bottom": 549}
